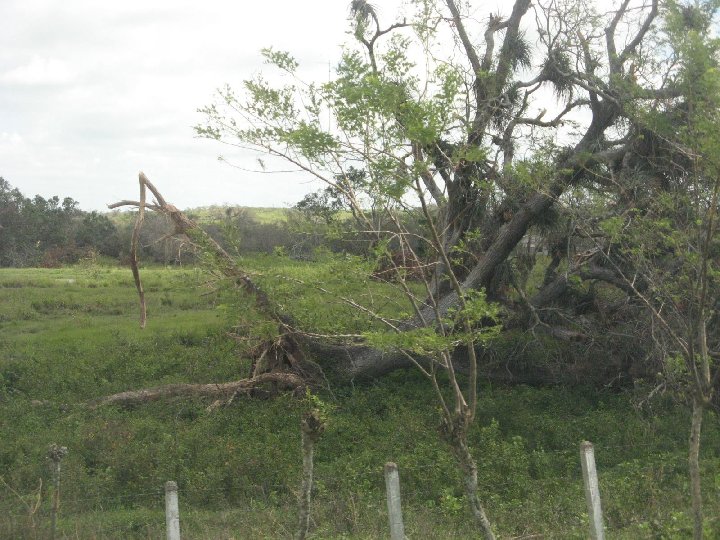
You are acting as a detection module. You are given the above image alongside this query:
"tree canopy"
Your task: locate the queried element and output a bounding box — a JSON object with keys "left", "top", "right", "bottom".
{"left": 111, "top": 1, "right": 720, "bottom": 536}
{"left": 192, "top": 0, "right": 720, "bottom": 380}
{"left": 0, "top": 178, "right": 120, "bottom": 267}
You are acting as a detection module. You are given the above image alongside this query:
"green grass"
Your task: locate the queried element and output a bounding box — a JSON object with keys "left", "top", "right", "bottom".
{"left": 184, "top": 206, "right": 291, "bottom": 225}
{"left": 1, "top": 263, "right": 719, "bottom": 539}
{"left": 182, "top": 205, "right": 354, "bottom": 225}
{"left": 108, "top": 206, "right": 296, "bottom": 231}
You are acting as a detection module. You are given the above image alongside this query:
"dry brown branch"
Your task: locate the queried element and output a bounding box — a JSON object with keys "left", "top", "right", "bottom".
{"left": 110, "top": 172, "right": 282, "bottom": 327}
{"left": 107, "top": 200, "right": 162, "bottom": 211}
{"left": 88, "top": 372, "right": 306, "bottom": 408}
{"left": 131, "top": 174, "right": 147, "bottom": 328}
{"left": 112, "top": 171, "right": 200, "bottom": 329}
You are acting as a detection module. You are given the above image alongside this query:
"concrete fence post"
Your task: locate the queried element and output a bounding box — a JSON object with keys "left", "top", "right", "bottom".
{"left": 165, "top": 481, "right": 181, "bottom": 540}
{"left": 384, "top": 462, "right": 405, "bottom": 540}
{"left": 580, "top": 441, "right": 605, "bottom": 540}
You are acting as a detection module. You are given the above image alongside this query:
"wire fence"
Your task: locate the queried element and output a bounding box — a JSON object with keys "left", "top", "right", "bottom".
{"left": 2, "top": 437, "right": 716, "bottom": 539}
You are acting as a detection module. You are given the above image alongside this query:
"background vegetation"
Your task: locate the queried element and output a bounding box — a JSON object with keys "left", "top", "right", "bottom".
{"left": 4, "top": 0, "right": 720, "bottom": 536}
{"left": 1, "top": 263, "right": 719, "bottom": 538}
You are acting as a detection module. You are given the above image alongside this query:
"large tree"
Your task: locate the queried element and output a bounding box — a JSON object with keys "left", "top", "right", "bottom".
{"left": 189, "top": 0, "right": 683, "bottom": 378}
{"left": 563, "top": 3, "right": 720, "bottom": 536}
{"left": 107, "top": 0, "right": 720, "bottom": 536}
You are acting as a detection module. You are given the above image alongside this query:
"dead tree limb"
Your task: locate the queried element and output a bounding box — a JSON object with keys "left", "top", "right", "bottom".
{"left": 106, "top": 173, "right": 327, "bottom": 394}
{"left": 131, "top": 174, "right": 146, "bottom": 328}
{"left": 109, "top": 172, "right": 281, "bottom": 326}
{"left": 88, "top": 372, "right": 306, "bottom": 408}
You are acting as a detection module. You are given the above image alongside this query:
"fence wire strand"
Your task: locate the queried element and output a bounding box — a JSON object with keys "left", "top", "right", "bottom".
{"left": 1, "top": 439, "right": 712, "bottom": 539}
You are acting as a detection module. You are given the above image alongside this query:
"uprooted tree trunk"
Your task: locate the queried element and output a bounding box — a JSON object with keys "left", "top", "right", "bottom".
{"left": 97, "top": 155, "right": 650, "bottom": 411}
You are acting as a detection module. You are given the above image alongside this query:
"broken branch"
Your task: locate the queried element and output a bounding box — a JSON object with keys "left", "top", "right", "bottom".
{"left": 88, "top": 372, "right": 307, "bottom": 408}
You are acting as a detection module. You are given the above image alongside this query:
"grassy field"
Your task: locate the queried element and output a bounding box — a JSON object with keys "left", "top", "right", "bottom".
{"left": 1, "top": 262, "right": 719, "bottom": 538}
{"left": 183, "top": 206, "right": 292, "bottom": 225}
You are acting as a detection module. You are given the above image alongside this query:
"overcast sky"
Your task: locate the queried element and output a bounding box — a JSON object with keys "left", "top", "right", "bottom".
{"left": 0, "top": 0, "right": 408, "bottom": 210}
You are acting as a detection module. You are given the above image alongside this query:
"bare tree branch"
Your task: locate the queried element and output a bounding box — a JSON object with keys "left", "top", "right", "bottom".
{"left": 445, "top": 0, "right": 482, "bottom": 75}
{"left": 618, "top": 0, "right": 659, "bottom": 66}
{"left": 88, "top": 372, "right": 307, "bottom": 408}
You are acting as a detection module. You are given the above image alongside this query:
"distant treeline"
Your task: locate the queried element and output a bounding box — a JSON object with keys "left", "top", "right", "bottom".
{"left": 0, "top": 178, "right": 122, "bottom": 267}
{"left": 0, "top": 178, "right": 374, "bottom": 268}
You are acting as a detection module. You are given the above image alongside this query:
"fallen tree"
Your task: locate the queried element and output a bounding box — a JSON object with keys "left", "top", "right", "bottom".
{"left": 98, "top": 1, "right": 720, "bottom": 536}
{"left": 108, "top": 0, "right": 690, "bottom": 390}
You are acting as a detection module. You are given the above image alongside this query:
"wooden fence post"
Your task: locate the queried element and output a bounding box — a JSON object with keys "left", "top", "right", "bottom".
{"left": 47, "top": 444, "right": 68, "bottom": 540}
{"left": 165, "top": 481, "right": 181, "bottom": 540}
{"left": 384, "top": 462, "right": 405, "bottom": 540}
{"left": 580, "top": 441, "right": 605, "bottom": 540}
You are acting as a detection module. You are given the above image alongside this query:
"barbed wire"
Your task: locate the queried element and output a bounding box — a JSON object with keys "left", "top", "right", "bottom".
{"left": 0, "top": 438, "right": 708, "bottom": 540}
{"left": 1, "top": 452, "right": 691, "bottom": 514}
{"left": 1, "top": 451, "right": 692, "bottom": 516}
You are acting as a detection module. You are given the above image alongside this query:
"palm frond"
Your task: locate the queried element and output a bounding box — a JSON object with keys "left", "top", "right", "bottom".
{"left": 350, "top": 0, "right": 378, "bottom": 24}
{"left": 541, "top": 49, "right": 573, "bottom": 98}
{"left": 506, "top": 31, "right": 533, "bottom": 71}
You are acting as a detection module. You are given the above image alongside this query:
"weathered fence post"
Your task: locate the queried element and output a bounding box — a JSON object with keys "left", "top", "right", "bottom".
{"left": 295, "top": 409, "right": 325, "bottom": 540}
{"left": 384, "top": 462, "right": 405, "bottom": 540}
{"left": 165, "top": 481, "right": 181, "bottom": 540}
{"left": 580, "top": 441, "right": 605, "bottom": 540}
{"left": 47, "top": 443, "right": 68, "bottom": 540}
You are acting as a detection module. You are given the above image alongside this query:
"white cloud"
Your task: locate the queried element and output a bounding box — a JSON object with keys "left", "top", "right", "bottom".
{"left": 0, "top": 131, "right": 24, "bottom": 145}
{"left": 0, "top": 0, "right": 405, "bottom": 209}
{"left": 1, "top": 55, "right": 75, "bottom": 86}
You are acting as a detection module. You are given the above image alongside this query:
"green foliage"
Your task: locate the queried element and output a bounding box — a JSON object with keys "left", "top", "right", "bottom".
{"left": 365, "top": 326, "right": 448, "bottom": 356}
{"left": 591, "top": 1, "right": 720, "bottom": 399}
{"left": 261, "top": 47, "right": 299, "bottom": 73}
{"left": 452, "top": 289, "right": 500, "bottom": 331}
{"left": 0, "top": 267, "right": 719, "bottom": 538}
{"left": 0, "top": 178, "right": 122, "bottom": 267}
{"left": 195, "top": 8, "right": 469, "bottom": 208}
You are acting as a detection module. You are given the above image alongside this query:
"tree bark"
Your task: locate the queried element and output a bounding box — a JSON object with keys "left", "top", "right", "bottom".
{"left": 295, "top": 410, "right": 324, "bottom": 540}
{"left": 689, "top": 396, "right": 704, "bottom": 540}
{"left": 450, "top": 430, "right": 496, "bottom": 540}
{"left": 302, "top": 340, "right": 416, "bottom": 381}
{"left": 296, "top": 426, "right": 314, "bottom": 540}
